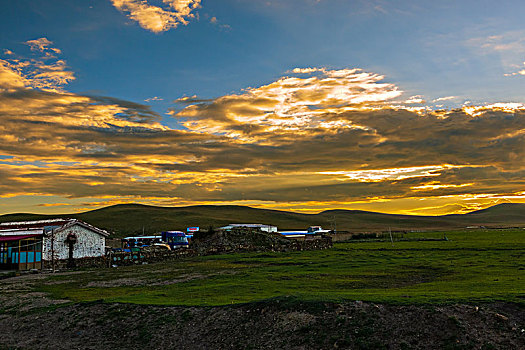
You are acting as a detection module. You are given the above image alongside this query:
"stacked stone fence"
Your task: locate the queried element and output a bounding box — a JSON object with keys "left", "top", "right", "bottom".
{"left": 43, "top": 256, "right": 107, "bottom": 270}
{"left": 191, "top": 228, "right": 332, "bottom": 255}
{"left": 107, "top": 248, "right": 199, "bottom": 266}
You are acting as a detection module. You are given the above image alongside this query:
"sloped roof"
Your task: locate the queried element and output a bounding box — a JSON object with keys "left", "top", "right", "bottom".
{"left": 0, "top": 234, "right": 42, "bottom": 242}
{"left": 55, "top": 220, "right": 110, "bottom": 237}
{"left": 0, "top": 219, "right": 110, "bottom": 237}
{"left": 0, "top": 219, "right": 70, "bottom": 230}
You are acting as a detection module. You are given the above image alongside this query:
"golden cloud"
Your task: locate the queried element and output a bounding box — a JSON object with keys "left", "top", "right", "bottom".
{"left": 111, "top": 0, "right": 201, "bottom": 33}
{"left": 173, "top": 68, "right": 402, "bottom": 142}
{"left": 0, "top": 38, "right": 74, "bottom": 92}
{"left": 25, "top": 38, "right": 62, "bottom": 56}
{"left": 317, "top": 165, "right": 462, "bottom": 183}
{"left": 0, "top": 60, "right": 26, "bottom": 91}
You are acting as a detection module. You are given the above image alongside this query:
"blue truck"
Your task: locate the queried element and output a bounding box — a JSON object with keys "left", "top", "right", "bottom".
{"left": 121, "top": 231, "right": 189, "bottom": 251}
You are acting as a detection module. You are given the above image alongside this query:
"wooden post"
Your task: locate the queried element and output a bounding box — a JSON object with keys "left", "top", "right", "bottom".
{"left": 18, "top": 240, "right": 21, "bottom": 271}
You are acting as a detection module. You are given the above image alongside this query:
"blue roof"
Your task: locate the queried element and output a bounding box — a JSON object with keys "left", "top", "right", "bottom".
{"left": 279, "top": 231, "right": 310, "bottom": 235}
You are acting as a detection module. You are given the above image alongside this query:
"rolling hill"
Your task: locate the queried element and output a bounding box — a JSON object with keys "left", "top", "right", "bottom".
{"left": 1, "top": 203, "right": 524, "bottom": 238}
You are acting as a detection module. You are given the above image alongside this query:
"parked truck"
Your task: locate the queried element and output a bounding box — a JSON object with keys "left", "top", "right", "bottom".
{"left": 121, "top": 231, "right": 189, "bottom": 251}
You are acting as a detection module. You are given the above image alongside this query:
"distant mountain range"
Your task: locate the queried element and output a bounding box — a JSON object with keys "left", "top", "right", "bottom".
{"left": 1, "top": 203, "right": 524, "bottom": 238}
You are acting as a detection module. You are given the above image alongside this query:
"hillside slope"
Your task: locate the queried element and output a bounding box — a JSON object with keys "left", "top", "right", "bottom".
{"left": 1, "top": 203, "right": 525, "bottom": 237}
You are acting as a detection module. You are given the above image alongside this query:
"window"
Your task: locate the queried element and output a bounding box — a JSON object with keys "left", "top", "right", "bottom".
{"left": 0, "top": 242, "right": 7, "bottom": 264}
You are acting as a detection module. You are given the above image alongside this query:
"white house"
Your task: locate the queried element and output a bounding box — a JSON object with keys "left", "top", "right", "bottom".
{"left": 41, "top": 219, "right": 109, "bottom": 260}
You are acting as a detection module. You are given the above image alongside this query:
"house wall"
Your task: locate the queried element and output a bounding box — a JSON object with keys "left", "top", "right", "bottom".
{"left": 43, "top": 224, "right": 105, "bottom": 260}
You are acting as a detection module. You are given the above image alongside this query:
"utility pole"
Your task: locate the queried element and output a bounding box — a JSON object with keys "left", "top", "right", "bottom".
{"left": 389, "top": 227, "right": 394, "bottom": 247}
{"left": 51, "top": 228, "right": 55, "bottom": 273}
{"left": 329, "top": 215, "right": 337, "bottom": 233}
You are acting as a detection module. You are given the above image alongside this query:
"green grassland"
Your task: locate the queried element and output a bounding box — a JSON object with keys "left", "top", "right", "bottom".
{"left": 33, "top": 229, "right": 525, "bottom": 306}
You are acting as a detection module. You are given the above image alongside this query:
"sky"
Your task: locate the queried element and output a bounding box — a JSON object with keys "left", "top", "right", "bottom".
{"left": 1, "top": 0, "right": 525, "bottom": 215}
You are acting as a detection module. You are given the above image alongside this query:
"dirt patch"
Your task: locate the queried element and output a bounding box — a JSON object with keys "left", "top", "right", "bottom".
{"left": 0, "top": 299, "right": 523, "bottom": 350}
{"left": 85, "top": 277, "right": 150, "bottom": 288}
{"left": 84, "top": 274, "right": 209, "bottom": 288}
{"left": 0, "top": 274, "right": 70, "bottom": 313}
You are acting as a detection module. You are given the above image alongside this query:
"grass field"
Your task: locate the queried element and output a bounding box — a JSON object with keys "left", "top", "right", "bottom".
{"left": 34, "top": 229, "right": 525, "bottom": 306}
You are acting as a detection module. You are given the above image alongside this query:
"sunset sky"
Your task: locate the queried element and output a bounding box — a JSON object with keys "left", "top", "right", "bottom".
{"left": 1, "top": 0, "right": 525, "bottom": 215}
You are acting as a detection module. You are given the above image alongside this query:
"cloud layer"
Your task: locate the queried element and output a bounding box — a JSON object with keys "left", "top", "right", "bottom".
{"left": 174, "top": 68, "right": 402, "bottom": 141}
{"left": 0, "top": 38, "right": 74, "bottom": 92}
{"left": 1, "top": 42, "right": 525, "bottom": 214}
{"left": 111, "top": 0, "right": 201, "bottom": 33}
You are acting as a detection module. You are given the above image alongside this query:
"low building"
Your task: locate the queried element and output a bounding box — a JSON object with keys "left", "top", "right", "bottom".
{"left": 0, "top": 231, "right": 42, "bottom": 270}
{"left": 278, "top": 226, "right": 331, "bottom": 240}
{"left": 0, "top": 219, "right": 109, "bottom": 270}
{"left": 219, "top": 224, "right": 278, "bottom": 233}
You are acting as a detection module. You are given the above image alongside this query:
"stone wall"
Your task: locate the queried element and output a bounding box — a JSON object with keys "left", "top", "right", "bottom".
{"left": 191, "top": 228, "right": 333, "bottom": 255}
{"left": 43, "top": 256, "right": 107, "bottom": 269}
{"left": 107, "top": 248, "right": 198, "bottom": 267}
{"left": 42, "top": 249, "right": 198, "bottom": 269}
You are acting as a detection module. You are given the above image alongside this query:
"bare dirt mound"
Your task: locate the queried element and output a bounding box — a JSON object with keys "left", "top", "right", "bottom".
{"left": 1, "top": 299, "right": 523, "bottom": 349}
